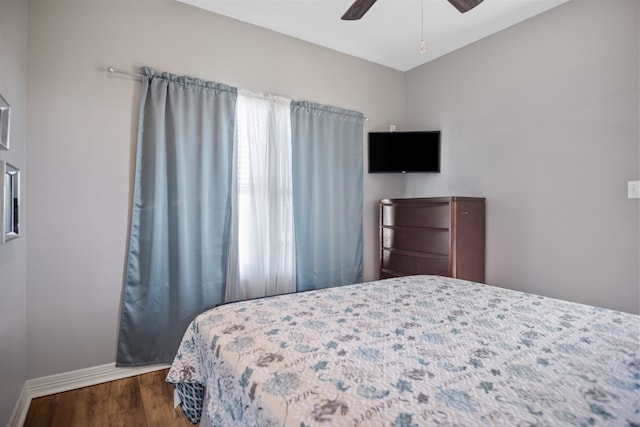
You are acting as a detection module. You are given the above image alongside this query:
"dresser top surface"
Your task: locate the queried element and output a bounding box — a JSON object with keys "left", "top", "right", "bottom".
{"left": 380, "top": 197, "right": 485, "bottom": 204}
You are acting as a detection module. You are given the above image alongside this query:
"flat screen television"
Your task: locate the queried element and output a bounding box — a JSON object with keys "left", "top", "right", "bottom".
{"left": 368, "top": 131, "right": 440, "bottom": 173}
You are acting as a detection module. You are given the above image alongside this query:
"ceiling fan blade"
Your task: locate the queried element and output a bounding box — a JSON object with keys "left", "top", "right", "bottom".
{"left": 447, "top": 0, "right": 484, "bottom": 13}
{"left": 341, "top": 0, "right": 378, "bottom": 20}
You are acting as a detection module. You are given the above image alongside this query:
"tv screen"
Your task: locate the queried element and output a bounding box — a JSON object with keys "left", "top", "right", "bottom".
{"left": 368, "top": 131, "right": 440, "bottom": 173}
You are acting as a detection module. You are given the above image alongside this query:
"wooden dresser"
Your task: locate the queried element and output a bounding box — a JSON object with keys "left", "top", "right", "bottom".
{"left": 379, "top": 197, "right": 485, "bottom": 282}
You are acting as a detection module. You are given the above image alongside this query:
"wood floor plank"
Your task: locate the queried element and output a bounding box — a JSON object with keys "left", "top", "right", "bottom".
{"left": 50, "top": 390, "right": 84, "bottom": 427}
{"left": 23, "top": 368, "right": 195, "bottom": 427}
{"left": 23, "top": 394, "right": 56, "bottom": 426}
{"left": 104, "top": 376, "right": 145, "bottom": 427}
{"left": 138, "top": 369, "right": 192, "bottom": 426}
{"left": 36, "top": 391, "right": 81, "bottom": 427}
{"left": 71, "top": 383, "right": 99, "bottom": 425}
{"left": 80, "top": 381, "right": 115, "bottom": 427}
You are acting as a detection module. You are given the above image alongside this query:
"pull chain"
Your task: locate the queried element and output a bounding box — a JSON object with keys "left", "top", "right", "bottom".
{"left": 419, "top": 0, "right": 425, "bottom": 53}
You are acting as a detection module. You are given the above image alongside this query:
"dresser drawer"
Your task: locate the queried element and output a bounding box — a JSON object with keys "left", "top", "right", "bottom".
{"left": 381, "top": 249, "right": 449, "bottom": 276}
{"left": 381, "top": 203, "right": 450, "bottom": 229}
{"left": 381, "top": 227, "right": 450, "bottom": 255}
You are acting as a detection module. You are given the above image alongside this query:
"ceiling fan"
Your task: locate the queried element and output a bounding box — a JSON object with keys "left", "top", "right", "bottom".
{"left": 342, "top": 0, "right": 484, "bottom": 20}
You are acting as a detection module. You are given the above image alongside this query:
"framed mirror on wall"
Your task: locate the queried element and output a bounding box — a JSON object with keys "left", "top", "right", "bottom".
{"left": 0, "top": 94, "right": 9, "bottom": 151}
{"left": 1, "top": 161, "right": 19, "bottom": 243}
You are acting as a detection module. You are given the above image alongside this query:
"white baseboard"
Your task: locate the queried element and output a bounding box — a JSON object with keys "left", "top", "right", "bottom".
{"left": 8, "top": 362, "right": 170, "bottom": 427}
{"left": 7, "top": 385, "right": 28, "bottom": 427}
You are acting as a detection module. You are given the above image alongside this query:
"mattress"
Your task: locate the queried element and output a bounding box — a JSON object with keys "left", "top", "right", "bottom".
{"left": 166, "top": 275, "right": 639, "bottom": 426}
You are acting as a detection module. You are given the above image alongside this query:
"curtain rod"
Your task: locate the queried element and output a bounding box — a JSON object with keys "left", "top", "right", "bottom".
{"left": 107, "top": 66, "right": 144, "bottom": 79}
{"left": 106, "top": 66, "right": 368, "bottom": 121}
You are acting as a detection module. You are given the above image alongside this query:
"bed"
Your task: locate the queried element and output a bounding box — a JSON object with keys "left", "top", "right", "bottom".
{"left": 166, "top": 275, "right": 639, "bottom": 426}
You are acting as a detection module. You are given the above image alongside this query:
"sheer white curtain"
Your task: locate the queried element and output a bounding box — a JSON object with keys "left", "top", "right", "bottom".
{"left": 225, "top": 90, "right": 296, "bottom": 302}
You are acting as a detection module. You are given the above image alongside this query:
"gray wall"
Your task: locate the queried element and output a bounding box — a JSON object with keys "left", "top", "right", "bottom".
{"left": 25, "top": 0, "right": 405, "bottom": 379}
{"left": 0, "top": 0, "right": 27, "bottom": 422}
{"left": 404, "top": 0, "right": 639, "bottom": 314}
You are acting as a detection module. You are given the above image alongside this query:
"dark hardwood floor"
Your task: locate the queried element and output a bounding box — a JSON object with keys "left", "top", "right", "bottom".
{"left": 23, "top": 368, "right": 197, "bottom": 427}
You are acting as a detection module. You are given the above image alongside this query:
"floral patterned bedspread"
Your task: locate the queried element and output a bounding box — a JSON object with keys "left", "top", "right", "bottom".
{"left": 166, "top": 275, "right": 640, "bottom": 426}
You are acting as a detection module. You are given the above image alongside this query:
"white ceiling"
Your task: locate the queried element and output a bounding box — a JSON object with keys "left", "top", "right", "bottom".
{"left": 176, "top": 0, "right": 570, "bottom": 72}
